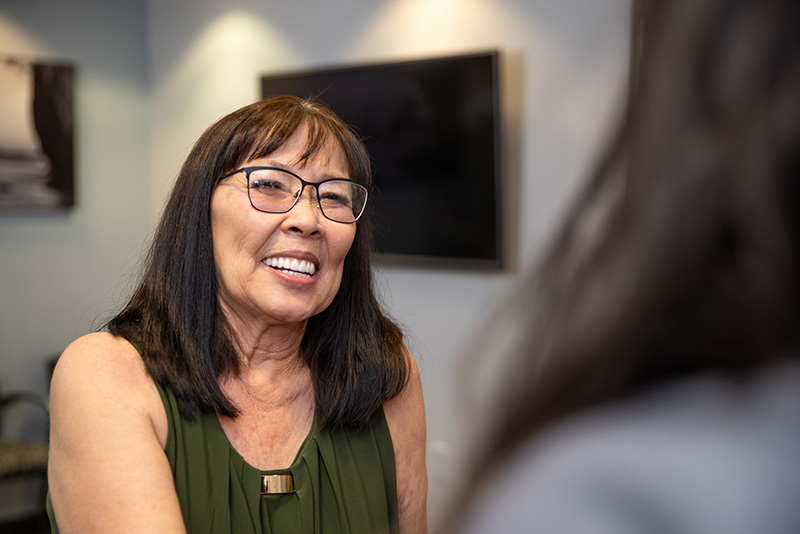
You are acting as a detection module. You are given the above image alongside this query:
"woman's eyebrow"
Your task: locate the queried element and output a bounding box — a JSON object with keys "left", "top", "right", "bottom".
{"left": 256, "top": 158, "right": 288, "bottom": 169}
{"left": 255, "top": 160, "right": 349, "bottom": 181}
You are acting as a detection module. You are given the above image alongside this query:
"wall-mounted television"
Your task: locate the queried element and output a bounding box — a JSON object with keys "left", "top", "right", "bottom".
{"left": 261, "top": 51, "right": 502, "bottom": 268}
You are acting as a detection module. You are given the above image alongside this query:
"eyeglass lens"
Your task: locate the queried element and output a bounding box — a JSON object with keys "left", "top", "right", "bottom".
{"left": 247, "top": 168, "right": 367, "bottom": 223}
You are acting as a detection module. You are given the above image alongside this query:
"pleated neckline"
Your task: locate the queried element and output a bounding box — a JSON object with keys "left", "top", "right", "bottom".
{"left": 211, "top": 412, "right": 319, "bottom": 475}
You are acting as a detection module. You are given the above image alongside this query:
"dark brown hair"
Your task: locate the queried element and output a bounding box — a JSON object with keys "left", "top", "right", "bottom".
{"left": 107, "top": 96, "right": 408, "bottom": 429}
{"left": 446, "top": 0, "right": 800, "bottom": 526}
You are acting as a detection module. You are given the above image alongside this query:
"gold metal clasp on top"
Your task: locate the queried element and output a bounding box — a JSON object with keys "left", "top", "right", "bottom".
{"left": 261, "top": 474, "right": 294, "bottom": 494}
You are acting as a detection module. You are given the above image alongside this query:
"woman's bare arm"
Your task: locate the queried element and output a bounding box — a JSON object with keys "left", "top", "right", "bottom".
{"left": 384, "top": 353, "right": 428, "bottom": 533}
{"left": 48, "top": 332, "right": 186, "bottom": 533}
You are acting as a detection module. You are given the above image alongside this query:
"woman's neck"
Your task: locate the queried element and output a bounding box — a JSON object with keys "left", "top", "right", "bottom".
{"left": 226, "top": 315, "right": 307, "bottom": 367}
{"left": 222, "top": 359, "right": 312, "bottom": 412}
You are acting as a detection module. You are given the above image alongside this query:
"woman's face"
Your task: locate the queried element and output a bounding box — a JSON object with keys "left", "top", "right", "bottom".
{"left": 211, "top": 124, "right": 357, "bottom": 332}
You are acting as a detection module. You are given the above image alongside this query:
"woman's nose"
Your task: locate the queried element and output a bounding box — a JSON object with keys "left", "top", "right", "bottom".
{"left": 284, "top": 188, "right": 322, "bottom": 232}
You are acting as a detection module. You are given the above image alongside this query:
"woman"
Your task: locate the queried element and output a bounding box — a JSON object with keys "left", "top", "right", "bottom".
{"left": 447, "top": 0, "right": 800, "bottom": 532}
{"left": 47, "top": 96, "right": 427, "bottom": 533}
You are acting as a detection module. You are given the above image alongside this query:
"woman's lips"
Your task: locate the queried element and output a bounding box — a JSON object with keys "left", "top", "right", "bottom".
{"left": 262, "top": 256, "right": 317, "bottom": 277}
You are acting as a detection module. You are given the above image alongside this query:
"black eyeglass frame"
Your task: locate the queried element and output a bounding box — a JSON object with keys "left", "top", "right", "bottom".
{"left": 218, "top": 166, "right": 370, "bottom": 224}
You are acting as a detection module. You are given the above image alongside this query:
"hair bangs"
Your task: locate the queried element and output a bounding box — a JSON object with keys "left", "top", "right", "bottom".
{"left": 235, "top": 103, "right": 351, "bottom": 177}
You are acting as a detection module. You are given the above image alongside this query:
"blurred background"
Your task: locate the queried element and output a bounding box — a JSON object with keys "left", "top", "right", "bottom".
{"left": 0, "top": 0, "right": 630, "bottom": 527}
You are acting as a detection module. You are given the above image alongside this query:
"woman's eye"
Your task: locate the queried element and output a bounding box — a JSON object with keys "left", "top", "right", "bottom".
{"left": 320, "top": 191, "right": 351, "bottom": 206}
{"left": 253, "top": 180, "right": 289, "bottom": 193}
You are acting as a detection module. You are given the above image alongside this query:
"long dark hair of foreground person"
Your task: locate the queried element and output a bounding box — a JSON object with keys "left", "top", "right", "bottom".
{"left": 106, "top": 96, "right": 408, "bottom": 430}
{"left": 446, "top": 0, "right": 800, "bottom": 527}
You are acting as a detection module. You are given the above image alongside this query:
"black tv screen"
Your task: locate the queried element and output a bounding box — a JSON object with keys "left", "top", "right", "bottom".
{"left": 261, "top": 51, "right": 502, "bottom": 268}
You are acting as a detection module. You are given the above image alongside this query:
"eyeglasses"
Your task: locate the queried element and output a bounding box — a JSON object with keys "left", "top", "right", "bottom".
{"left": 218, "top": 166, "right": 369, "bottom": 224}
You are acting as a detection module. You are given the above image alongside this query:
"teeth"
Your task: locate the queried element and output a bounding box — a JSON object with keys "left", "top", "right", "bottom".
{"left": 263, "top": 257, "right": 316, "bottom": 277}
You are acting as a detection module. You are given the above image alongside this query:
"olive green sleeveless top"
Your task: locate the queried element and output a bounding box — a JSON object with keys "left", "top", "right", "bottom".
{"left": 48, "top": 383, "right": 399, "bottom": 534}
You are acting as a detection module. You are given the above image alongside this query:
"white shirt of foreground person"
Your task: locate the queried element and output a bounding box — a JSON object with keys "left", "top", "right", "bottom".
{"left": 460, "top": 360, "right": 800, "bottom": 534}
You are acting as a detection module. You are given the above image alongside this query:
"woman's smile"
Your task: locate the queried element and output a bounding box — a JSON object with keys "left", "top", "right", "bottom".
{"left": 262, "top": 255, "right": 318, "bottom": 278}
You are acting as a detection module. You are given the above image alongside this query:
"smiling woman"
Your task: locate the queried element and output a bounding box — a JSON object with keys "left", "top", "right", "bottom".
{"left": 46, "top": 96, "right": 427, "bottom": 534}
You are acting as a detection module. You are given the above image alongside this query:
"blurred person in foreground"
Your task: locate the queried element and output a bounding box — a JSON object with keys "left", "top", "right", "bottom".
{"left": 47, "top": 96, "right": 427, "bottom": 533}
{"left": 446, "top": 0, "right": 800, "bottom": 532}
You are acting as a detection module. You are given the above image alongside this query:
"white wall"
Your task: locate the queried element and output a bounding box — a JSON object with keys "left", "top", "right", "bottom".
{"left": 0, "top": 0, "right": 631, "bottom": 524}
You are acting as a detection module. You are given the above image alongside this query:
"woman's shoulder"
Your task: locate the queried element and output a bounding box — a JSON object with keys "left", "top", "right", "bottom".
{"left": 52, "top": 332, "right": 167, "bottom": 442}
{"left": 48, "top": 332, "right": 183, "bottom": 531}
{"left": 506, "top": 365, "right": 800, "bottom": 483}
{"left": 60, "top": 330, "right": 139, "bottom": 356}
{"left": 55, "top": 332, "right": 149, "bottom": 387}
{"left": 383, "top": 349, "right": 424, "bottom": 431}
{"left": 382, "top": 350, "right": 428, "bottom": 532}
{"left": 462, "top": 364, "right": 800, "bottom": 533}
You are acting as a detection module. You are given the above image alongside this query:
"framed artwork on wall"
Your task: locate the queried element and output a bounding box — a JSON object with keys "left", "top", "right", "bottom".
{"left": 0, "top": 56, "right": 75, "bottom": 209}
